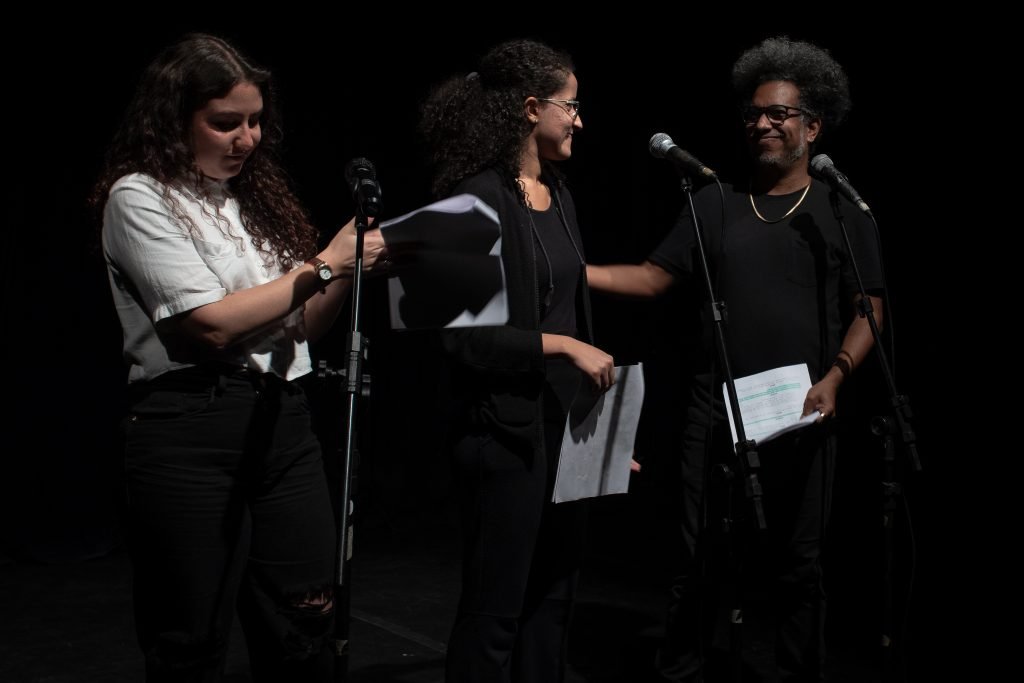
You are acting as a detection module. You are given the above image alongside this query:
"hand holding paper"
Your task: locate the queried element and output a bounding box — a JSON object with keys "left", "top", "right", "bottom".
{"left": 723, "top": 363, "right": 820, "bottom": 448}
{"left": 553, "top": 364, "right": 645, "bottom": 503}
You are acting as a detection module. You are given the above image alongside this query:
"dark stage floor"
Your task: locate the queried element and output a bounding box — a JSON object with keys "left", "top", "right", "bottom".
{"left": 0, "top": 488, "right": 913, "bottom": 683}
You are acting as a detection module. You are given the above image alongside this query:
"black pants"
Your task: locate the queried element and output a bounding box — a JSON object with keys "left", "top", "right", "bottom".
{"left": 446, "top": 360, "right": 587, "bottom": 683}
{"left": 656, "top": 383, "right": 835, "bottom": 683}
{"left": 124, "top": 367, "right": 336, "bottom": 682}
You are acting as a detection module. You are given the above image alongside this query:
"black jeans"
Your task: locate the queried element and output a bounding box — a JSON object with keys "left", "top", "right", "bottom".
{"left": 124, "top": 366, "right": 336, "bottom": 682}
{"left": 446, "top": 360, "right": 587, "bottom": 683}
{"left": 656, "top": 383, "right": 834, "bottom": 683}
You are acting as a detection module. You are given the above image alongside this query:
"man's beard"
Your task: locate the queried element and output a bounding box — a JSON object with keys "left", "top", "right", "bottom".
{"left": 757, "top": 140, "right": 807, "bottom": 169}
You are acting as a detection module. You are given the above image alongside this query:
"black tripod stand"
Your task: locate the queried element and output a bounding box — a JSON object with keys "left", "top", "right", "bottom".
{"left": 329, "top": 158, "right": 382, "bottom": 682}
{"left": 674, "top": 171, "right": 767, "bottom": 683}
{"left": 822, "top": 183, "right": 919, "bottom": 682}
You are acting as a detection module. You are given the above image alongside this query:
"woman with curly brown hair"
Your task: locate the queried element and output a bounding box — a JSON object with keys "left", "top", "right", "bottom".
{"left": 91, "top": 33, "right": 383, "bottom": 682}
{"left": 420, "top": 39, "right": 615, "bottom": 683}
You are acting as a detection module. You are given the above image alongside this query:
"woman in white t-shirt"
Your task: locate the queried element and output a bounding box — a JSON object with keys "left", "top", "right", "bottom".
{"left": 90, "top": 32, "right": 383, "bottom": 682}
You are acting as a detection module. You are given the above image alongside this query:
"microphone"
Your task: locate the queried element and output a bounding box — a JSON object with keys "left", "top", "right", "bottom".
{"left": 809, "top": 154, "right": 871, "bottom": 215}
{"left": 344, "top": 157, "right": 382, "bottom": 217}
{"left": 649, "top": 133, "right": 717, "bottom": 179}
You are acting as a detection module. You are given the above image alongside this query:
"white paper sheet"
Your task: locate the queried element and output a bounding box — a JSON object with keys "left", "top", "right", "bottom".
{"left": 553, "top": 364, "right": 645, "bottom": 503}
{"left": 379, "top": 194, "right": 508, "bottom": 330}
{"left": 723, "top": 363, "right": 818, "bottom": 448}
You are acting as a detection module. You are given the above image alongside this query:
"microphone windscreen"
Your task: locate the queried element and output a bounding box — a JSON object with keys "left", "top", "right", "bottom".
{"left": 809, "top": 154, "right": 833, "bottom": 174}
{"left": 345, "top": 157, "right": 377, "bottom": 184}
{"left": 648, "top": 133, "right": 674, "bottom": 158}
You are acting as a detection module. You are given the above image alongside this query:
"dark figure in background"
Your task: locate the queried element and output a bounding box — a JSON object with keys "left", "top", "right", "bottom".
{"left": 587, "top": 37, "right": 884, "bottom": 681}
{"left": 419, "top": 39, "right": 615, "bottom": 683}
{"left": 90, "top": 33, "right": 384, "bottom": 682}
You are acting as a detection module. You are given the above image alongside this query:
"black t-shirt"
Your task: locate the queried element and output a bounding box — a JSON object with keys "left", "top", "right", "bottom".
{"left": 532, "top": 204, "right": 580, "bottom": 337}
{"left": 648, "top": 180, "right": 883, "bottom": 384}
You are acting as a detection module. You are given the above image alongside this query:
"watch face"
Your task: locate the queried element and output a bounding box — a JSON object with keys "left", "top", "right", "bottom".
{"left": 317, "top": 265, "right": 332, "bottom": 281}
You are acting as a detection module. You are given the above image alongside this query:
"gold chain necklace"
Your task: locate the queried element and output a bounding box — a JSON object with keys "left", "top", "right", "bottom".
{"left": 749, "top": 182, "right": 811, "bottom": 223}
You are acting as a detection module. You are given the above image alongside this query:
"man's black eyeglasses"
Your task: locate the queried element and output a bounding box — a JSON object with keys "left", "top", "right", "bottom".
{"left": 741, "top": 105, "right": 810, "bottom": 125}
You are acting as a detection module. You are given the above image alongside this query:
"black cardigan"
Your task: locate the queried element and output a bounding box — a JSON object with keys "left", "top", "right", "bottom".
{"left": 442, "top": 167, "right": 595, "bottom": 452}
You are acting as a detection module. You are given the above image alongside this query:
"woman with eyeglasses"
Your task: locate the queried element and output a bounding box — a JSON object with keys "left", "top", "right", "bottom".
{"left": 419, "top": 39, "right": 615, "bottom": 682}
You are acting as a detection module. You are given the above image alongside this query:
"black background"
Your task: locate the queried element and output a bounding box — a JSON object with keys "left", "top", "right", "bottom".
{"left": 3, "top": 13, "right": 956, "bottom": 677}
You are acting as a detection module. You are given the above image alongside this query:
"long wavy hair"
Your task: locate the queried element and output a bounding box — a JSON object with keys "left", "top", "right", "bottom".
{"left": 89, "top": 33, "right": 316, "bottom": 269}
{"left": 418, "top": 39, "right": 574, "bottom": 202}
{"left": 731, "top": 35, "right": 852, "bottom": 138}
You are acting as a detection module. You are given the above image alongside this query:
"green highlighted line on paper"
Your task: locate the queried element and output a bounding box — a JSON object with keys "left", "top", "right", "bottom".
{"left": 723, "top": 363, "right": 819, "bottom": 448}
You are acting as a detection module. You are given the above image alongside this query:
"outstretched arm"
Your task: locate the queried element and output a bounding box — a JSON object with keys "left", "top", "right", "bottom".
{"left": 586, "top": 261, "right": 675, "bottom": 298}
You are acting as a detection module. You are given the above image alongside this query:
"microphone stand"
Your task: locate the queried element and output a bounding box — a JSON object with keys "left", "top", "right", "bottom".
{"left": 826, "top": 191, "right": 919, "bottom": 682}
{"left": 677, "top": 172, "right": 766, "bottom": 683}
{"left": 330, "top": 197, "right": 373, "bottom": 682}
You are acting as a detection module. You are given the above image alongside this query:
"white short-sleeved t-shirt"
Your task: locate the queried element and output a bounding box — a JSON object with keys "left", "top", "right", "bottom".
{"left": 102, "top": 173, "right": 311, "bottom": 383}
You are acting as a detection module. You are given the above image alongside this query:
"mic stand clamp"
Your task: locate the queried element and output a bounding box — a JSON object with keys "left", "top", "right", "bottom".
{"left": 317, "top": 360, "right": 372, "bottom": 399}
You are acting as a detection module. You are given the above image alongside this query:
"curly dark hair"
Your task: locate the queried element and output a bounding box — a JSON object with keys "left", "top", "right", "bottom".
{"left": 731, "top": 36, "right": 851, "bottom": 135}
{"left": 418, "top": 39, "right": 574, "bottom": 201}
{"left": 89, "top": 33, "right": 316, "bottom": 269}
